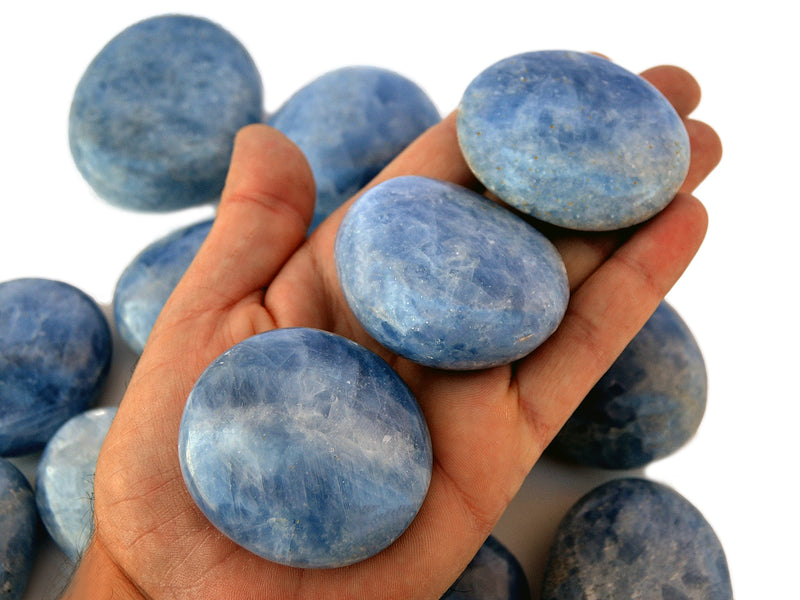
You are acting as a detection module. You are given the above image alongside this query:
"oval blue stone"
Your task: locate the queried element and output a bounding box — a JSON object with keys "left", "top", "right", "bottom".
{"left": 549, "top": 301, "right": 706, "bottom": 469}
{"left": 335, "top": 176, "right": 569, "bottom": 369}
{"left": 0, "top": 279, "right": 112, "bottom": 457}
{"left": 36, "top": 407, "right": 117, "bottom": 562}
{"left": 114, "top": 219, "right": 214, "bottom": 354}
{"left": 457, "top": 51, "right": 690, "bottom": 231}
{"left": 542, "top": 478, "right": 732, "bottom": 600}
{"left": 179, "top": 328, "right": 432, "bottom": 568}
{"left": 69, "top": 14, "right": 263, "bottom": 211}
{"left": 0, "top": 459, "right": 37, "bottom": 600}
{"left": 443, "top": 535, "right": 531, "bottom": 599}
{"left": 269, "top": 66, "right": 440, "bottom": 229}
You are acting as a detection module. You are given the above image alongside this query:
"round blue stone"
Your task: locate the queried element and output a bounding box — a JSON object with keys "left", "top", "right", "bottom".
{"left": 549, "top": 301, "right": 706, "bottom": 469}
{"left": 69, "top": 14, "right": 263, "bottom": 211}
{"left": 178, "top": 327, "right": 432, "bottom": 568}
{"left": 114, "top": 219, "right": 214, "bottom": 354}
{"left": 542, "top": 478, "right": 732, "bottom": 599}
{"left": 0, "top": 278, "right": 112, "bottom": 457}
{"left": 443, "top": 535, "right": 531, "bottom": 599}
{"left": 35, "top": 407, "right": 117, "bottom": 562}
{"left": 268, "top": 66, "right": 440, "bottom": 229}
{"left": 0, "top": 459, "right": 37, "bottom": 600}
{"left": 335, "top": 175, "right": 569, "bottom": 370}
{"left": 457, "top": 51, "right": 690, "bottom": 231}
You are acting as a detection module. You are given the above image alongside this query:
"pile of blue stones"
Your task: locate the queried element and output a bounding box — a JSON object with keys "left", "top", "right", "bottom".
{"left": 0, "top": 13, "right": 732, "bottom": 600}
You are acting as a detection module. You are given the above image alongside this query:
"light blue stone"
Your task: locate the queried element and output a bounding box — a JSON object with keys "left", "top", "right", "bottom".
{"left": 542, "top": 478, "right": 732, "bottom": 599}
{"left": 114, "top": 219, "right": 213, "bottom": 353}
{"left": 0, "top": 459, "right": 37, "bottom": 600}
{"left": 457, "top": 51, "right": 690, "bottom": 231}
{"left": 178, "top": 327, "right": 432, "bottom": 568}
{"left": 69, "top": 14, "right": 263, "bottom": 211}
{"left": 0, "top": 279, "right": 112, "bottom": 457}
{"left": 35, "top": 408, "right": 117, "bottom": 562}
{"left": 335, "top": 176, "right": 569, "bottom": 370}
{"left": 549, "top": 301, "right": 707, "bottom": 469}
{"left": 442, "top": 535, "right": 530, "bottom": 599}
{"left": 268, "top": 66, "right": 440, "bottom": 229}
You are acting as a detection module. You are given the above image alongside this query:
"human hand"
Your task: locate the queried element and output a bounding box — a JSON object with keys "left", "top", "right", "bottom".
{"left": 62, "top": 64, "right": 721, "bottom": 600}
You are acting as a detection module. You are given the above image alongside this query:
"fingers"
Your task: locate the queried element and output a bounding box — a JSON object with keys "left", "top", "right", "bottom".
{"left": 640, "top": 65, "right": 702, "bottom": 117}
{"left": 681, "top": 119, "right": 723, "bottom": 192}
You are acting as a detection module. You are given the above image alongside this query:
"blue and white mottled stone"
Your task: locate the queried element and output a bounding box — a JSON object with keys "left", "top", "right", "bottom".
{"left": 457, "top": 51, "right": 690, "bottom": 231}
{"left": 35, "top": 408, "right": 117, "bottom": 562}
{"left": 69, "top": 14, "right": 263, "bottom": 211}
{"left": 335, "top": 176, "right": 569, "bottom": 370}
{"left": 541, "top": 478, "right": 732, "bottom": 600}
{"left": 179, "top": 328, "right": 432, "bottom": 568}
{"left": 0, "top": 279, "right": 112, "bottom": 457}
{"left": 114, "top": 219, "right": 213, "bottom": 353}
{"left": 550, "top": 301, "right": 706, "bottom": 469}
{"left": 268, "top": 66, "right": 440, "bottom": 229}
{"left": 442, "top": 535, "right": 531, "bottom": 599}
{"left": 0, "top": 459, "right": 37, "bottom": 600}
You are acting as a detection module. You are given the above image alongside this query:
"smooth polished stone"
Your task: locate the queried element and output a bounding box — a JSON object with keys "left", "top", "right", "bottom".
{"left": 179, "top": 328, "right": 432, "bottom": 568}
{"left": 0, "top": 279, "right": 112, "bottom": 457}
{"left": 0, "top": 459, "right": 37, "bottom": 600}
{"left": 268, "top": 66, "right": 440, "bottom": 229}
{"left": 114, "top": 219, "right": 213, "bottom": 353}
{"left": 541, "top": 478, "right": 732, "bottom": 600}
{"left": 442, "top": 535, "right": 530, "bottom": 599}
{"left": 69, "top": 14, "right": 263, "bottom": 211}
{"left": 35, "top": 408, "right": 117, "bottom": 562}
{"left": 335, "top": 176, "right": 569, "bottom": 369}
{"left": 457, "top": 50, "right": 690, "bottom": 231}
{"left": 549, "top": 301, "right": 706, "bottom": 469}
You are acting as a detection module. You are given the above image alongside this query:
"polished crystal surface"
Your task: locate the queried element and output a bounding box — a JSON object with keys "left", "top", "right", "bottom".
{"left": 0, "top": 459, "right": 37, "bottom": 600}
{"left": 179, "top": 328, "right": 432, "bottom": 568}
{"left": 442, "top": 535, "right": 530, "bottom": 599}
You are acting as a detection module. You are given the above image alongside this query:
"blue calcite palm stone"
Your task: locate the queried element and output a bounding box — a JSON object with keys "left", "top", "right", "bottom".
{"left": 457, "top": 51, "right": 690, "bottom": 231}
{"left": 0, "top": 278, "right": 112, "bottom": 457}
{"left": 0, "top": 459, "right": 37, "bottom": 600}
{"left": 35, "top": 408, "right": 117, "bottom": 562}
{"left": 268, "top": 66, "right": 440, "bottom": 229}
{"left": 549, "top": 301, "right": 706, "bottom": 469}
{"left": 335, "top": 176, "right": 569, "bottom": 370}
{"left": 114, "top": 219, "right": 214, "bottom": 353}
{"left": 442, "top": 535, "right": 531, "bottom": 599}
{"left": 69, "top": 14, "right": 263, "bottom": 211}
{"left": 179, "top": 327, "right": 432, "bottom": 568}
{"left": 541, "top": 478, "right": 732, "bottom": 600}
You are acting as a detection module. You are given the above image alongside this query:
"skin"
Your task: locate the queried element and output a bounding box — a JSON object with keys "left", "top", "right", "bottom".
{"left": 61, "top": 64, "right": 722, "bottom": 600}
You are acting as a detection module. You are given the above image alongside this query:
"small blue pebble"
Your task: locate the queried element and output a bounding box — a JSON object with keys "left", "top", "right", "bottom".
{"left": 35, "top": 407, "right": 117, "bottom": 562}
{"left": 541, "top": 478, "right": 732, "bottom": 600}
{"left": 179, "top": 327, "right": 432, "bottom": 568}
{"left": 114, "top": 219, "right": 214, "bottom": 353}
{"left": 0, "top": 459, "right": 38, "bottom": 600}
{"left": 0, "top": 279, "right": 112, "bottom": 457}
{"left": 442, "top": 535, "right": 531, "bottom": 599}
{"left": 268, "top": 66, "right": 440, "bottom": 229}
{"left": 335, "top": 176, "right": 569, "bottom": 370}
{"left": 457, "top": 51, "right": 689, "bottom": 231}
{"left": 549, "top": 301, "right": 706, "bottom": 469}
{"left": 69, "top": 14, "right": 264, "bottom": 211}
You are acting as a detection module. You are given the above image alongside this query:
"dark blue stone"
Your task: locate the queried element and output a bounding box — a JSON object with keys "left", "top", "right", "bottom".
{"left": 541, "top": 478, "right": 732, "bottom": 599}
{"left": 268, "top": 66, "right": 440, "bottom": 229}
{"left": 335, "top": 176, "right": 569, "bottom": 370}
{"left": 114, "top": 219, "right": 213, "bottom": 353}
{"left": 0, "top": 279, "right": 112, "bottom": 457}
{"left": 0, "top": 458, "right": 37, "bottom": 600}
{"left": 549, "top": 301, "right": 706, "bottom": 469}
{"left": 69, "top": 14, "right": 263, "bottom": 211}
{"left": 442, "top": 535, "right": 531, "bottom": 599}
{"left": 178, "top": 327, "right": 432, "bottom": 568}
{"left": 457, "top": 51, "right": 690, "bottom": 231}
{"left": 35, "top": 407, "right": 117, "bottom": 562}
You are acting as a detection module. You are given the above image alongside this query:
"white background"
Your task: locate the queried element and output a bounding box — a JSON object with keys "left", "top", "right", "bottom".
{"left": 3, "top": 1, "right": 797, "bottom": 598}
